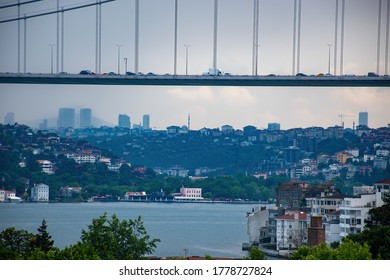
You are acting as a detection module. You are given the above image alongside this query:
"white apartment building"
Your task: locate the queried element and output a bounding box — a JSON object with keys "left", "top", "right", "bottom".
{"left": 31, "top": 183, "right": 49, "bottom": 202}
{"left": 339, "top": 193, "right": 381, "bottom": 238}
{"left": 66, "top": 153, "right": 97, "bottom": 164}
{"left": 276, "top": 211, "right": 308, "bottom": 251}
{"left": 306, "top": 196, "right": 343, "bottom": 216}
{"left": 36, "top": 160, "right": 54, "bottom": 174}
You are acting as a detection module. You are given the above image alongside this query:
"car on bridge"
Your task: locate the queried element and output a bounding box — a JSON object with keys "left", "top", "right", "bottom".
{"left": 79, "top": 70, "right": 95, "bottom": 75}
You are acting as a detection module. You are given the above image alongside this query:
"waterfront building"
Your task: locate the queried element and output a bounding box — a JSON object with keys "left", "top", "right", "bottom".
{"left": 173, "top": 187, "right": 203, "bottom": 201}
{"left": 80, "top": 108, "right": 92, "bottom": 128}
{"left": 247, "top": 206, "right": 269, "bottom": 245}
{"left": 31, "top": 183, "right": 49, "bottom": 202}
{"left": 276, "top": 210, "right": 308, "bottom": 251}
{"left": 57, "top": 108, "right": 75, "bottom": 128}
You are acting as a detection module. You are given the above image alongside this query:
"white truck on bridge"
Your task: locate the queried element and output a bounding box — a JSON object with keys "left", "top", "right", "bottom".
{"left": 202, "top": 68, "right": 224, "bottom": 76}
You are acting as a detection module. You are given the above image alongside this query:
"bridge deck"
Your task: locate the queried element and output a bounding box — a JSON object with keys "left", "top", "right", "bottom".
{"left": 1, "top": 73, "right": 389, "bottom": 87}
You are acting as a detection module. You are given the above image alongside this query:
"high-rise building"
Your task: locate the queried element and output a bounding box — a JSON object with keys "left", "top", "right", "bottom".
{"left": 359, "top": 111, "right": 368, "bottom": 127}
{"left": 118, "top": 114, "right": 131, "bottom": 128}
{"left": 143, "top": 114, "right": 150, "bottom": 130}
{"left": 80, "top": 108, "right": 92, "bottom": 128}
{"left": 39, "top": 119, "right": 48, "bottom": 130}
{"left": 4, "top": 112, "right": 15, "bottom": 124}
{"left": 268, "top": 123, "right": 281, "bottom": 131}
{"left": 57, "top": 108, "right": 75, "bottom": 128}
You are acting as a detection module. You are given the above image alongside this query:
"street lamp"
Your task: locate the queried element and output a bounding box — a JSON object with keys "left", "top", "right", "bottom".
{"left": 327, "top": 44, "right": 332, "bottom": 74}
{"left": 49, "top": 44, "right": 55, "bottom": 74}
{"left": 124, "top": 57, "right": 128, "bottom": 74}
{"left": 184, "top": 44, "right": 190, "bottom": 75}
{"left": 116, "top": 44, "right": 122, "bottom": 75}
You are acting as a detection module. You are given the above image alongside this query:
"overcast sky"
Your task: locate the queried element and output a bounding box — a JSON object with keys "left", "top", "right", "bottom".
{"left": 0, "top": 0, "right": 389, "bottom": 130}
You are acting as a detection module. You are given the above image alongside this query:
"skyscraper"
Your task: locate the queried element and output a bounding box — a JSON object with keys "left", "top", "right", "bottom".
{"left": 80, "top": 108, "right": 92, "bottom": 128}
{"left": 268, "top": 123, "right": 281, "bottom": 131}
{"left": 143, "top": 114, "right": 150, "bottom": 130}
{"left": 358, "top": 112, "right": 368, "bottom": 127}
{"left": 118, "top": 114, "right": 131, "bottom": 128}
{"left": 4, "top": 112, "right": 15, "bottom": 124}
{"left": 57, "top": 108, "right": 75, "bottom": 128}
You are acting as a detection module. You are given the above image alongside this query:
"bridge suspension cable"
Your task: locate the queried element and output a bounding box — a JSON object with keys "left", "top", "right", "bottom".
{"left": 0, "top": 0, "right": 43, "bottom": 10}
{"left": 0, "top": 0, "right": 116, "bottom": 24}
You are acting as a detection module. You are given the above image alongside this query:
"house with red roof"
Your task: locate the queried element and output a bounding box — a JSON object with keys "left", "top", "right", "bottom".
{"left": 276, "top": 210, "right": 308, "bottom": 252}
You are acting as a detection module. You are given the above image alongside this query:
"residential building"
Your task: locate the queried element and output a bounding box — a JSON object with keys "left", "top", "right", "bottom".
{"left": 36, "top": 160, "right": 54, "bottom": 174}
{"left": 143, "top": 114, "right": 150, "bottom": 130}
{"left": 336, "top": 151, "right": 353, "bottom": 164}
{"left": 80, "top": 108, "right": 92, "bottom": 128}
{"left": 57, "top": 108, "right": 75, "bottom": 128}
{"left": 306, "top": 194, "right": 343, "bottom": 216}
{"left": 118, "top": 114, "right": 131, "bottom": 128}
{"left": 31, "top": 183, "right": 49, "bottom": 202}
{"left": 0, "top": 189, "right": 20, "bottom": 202}
{"left": 276, "top": 210, "right": 308, "bottom": 251}
{"left": 323, "top": 211, "right": 341, "bottom": 244}
{"left": 59, "top": 186, "right": 82, "bottom": 198}
{"left": 247, "top": 206, "right": 269, "bottom": 245}
{"left": 276, "top": 181, "right": 338, "bottom": 209}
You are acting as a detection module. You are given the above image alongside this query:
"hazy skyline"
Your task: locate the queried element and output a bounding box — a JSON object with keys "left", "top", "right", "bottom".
{"left": 1, "top": 0, "right": 389, "bottom": 130}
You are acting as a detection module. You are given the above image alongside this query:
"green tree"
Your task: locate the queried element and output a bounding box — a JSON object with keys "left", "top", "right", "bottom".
{"left": 31, "top": 219, "right": 54, "bottom": 253}
{"left": 365, "top": 193, "right": 390, "bottom": 228}
{"left": 289, "top": 240, "right": 372, "bottom": 260}
{"left": 79, "top": 213, "right": 160, "bottom": 259}
{"left": 0, "top": 227, "right": 35, "bottom": 259}
{"left": 244, "top": 246, "right": 266, "bottom": 260}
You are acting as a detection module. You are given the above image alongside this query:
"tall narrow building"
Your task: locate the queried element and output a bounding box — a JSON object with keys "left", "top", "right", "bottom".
{"left": 358, "top": 111, "right": 368, "bottom": 127}
{"left": 142, "top": 114, "right": 150, "bottom": 129}
{"left": 57, "top": 108, "right": 75, "bottom": 128}
{"left": 118, "top": 114, "right": 131, "bottom": 128}
{"left": 80, "top": 108, "right": 92, "bottom": 128}
{"left": 4, "top": 112, "right": 15, "bottom": 125}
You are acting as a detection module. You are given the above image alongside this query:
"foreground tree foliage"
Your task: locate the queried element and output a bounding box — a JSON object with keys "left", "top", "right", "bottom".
{"left": 344, "top": 193, "right": 390, "bottom": 259}
{"left": 79, "top": 213, "right": 160, "bottom": 260}
{"left": 0, "top": 214, "right": 159, "bottom": 260}
{"left": 243, "top": 246, "right": 266, "bottom": 260}
{"left": 289, "top": 240, "right": 372, "bottom": 260}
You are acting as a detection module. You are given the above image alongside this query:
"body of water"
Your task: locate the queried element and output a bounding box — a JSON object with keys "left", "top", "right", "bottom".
{"left": 0, "top": 202, "right": 257, "bottom": 258}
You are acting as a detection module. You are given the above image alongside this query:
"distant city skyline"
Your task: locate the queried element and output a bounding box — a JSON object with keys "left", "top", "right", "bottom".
{"left": 3, "top": 108, "right": 386, "bottom": 131}
{"left": 0, "top": 0, "right": 389, "bottom": 130}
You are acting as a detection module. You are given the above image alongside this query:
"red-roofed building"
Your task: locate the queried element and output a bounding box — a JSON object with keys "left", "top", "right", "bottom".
{"left": 276, "top": 210, "right": 308, "bottom": 251}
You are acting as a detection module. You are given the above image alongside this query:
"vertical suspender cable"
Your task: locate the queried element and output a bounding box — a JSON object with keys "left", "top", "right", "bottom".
{"left": 213, "top": 0, "right": 218, "bottom": 70}
{"left": 334, "top": 0, "right": 339, "bottom": 75}
{"left": 377, "top": 0, "right": 382, "bottom": 75}
{"left": 385, "top": 0, "right": 390, "bottom": 75}
{"left": 340, "top": 0, "right": 345, "bottom": 75}
{"left": 135, "top": 0, "right": 139, "bottom": 73}
{"left": 292, "top": 0, "right": 297, "bottom": 75}
{"left": 174, "top": 0, "right": 178, "bottom": 75}
{"left": 297, "top": 0, "right": 301, "bottom": 74}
